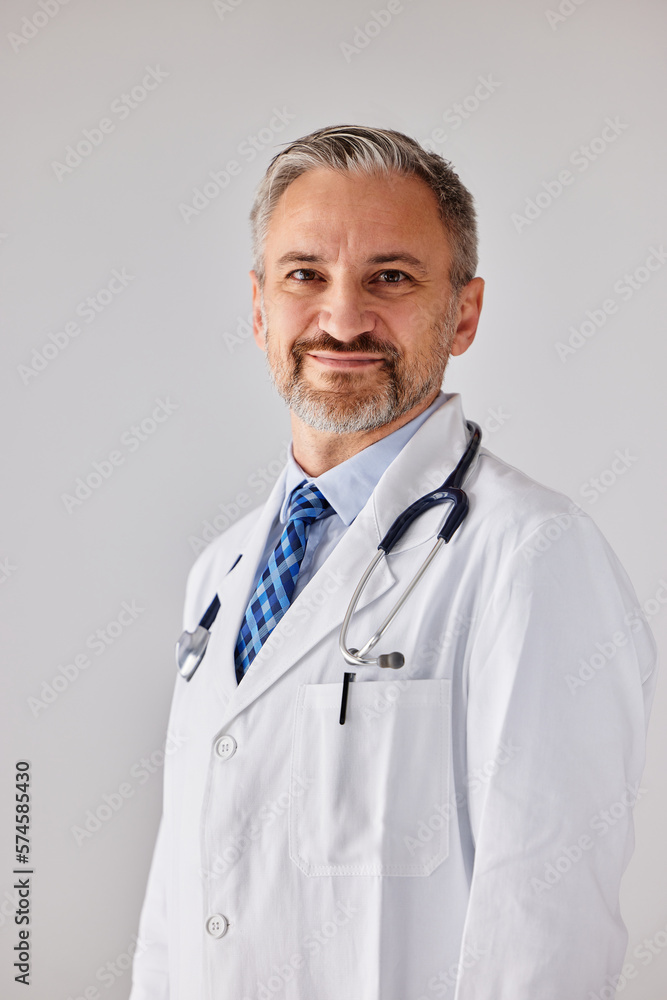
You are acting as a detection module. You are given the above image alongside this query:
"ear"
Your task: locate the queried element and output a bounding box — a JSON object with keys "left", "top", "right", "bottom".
{"left": 449, "top": 277, "right": 485, "bottom": 357}
{"left": 250, "top": 270, "right": 266, "bottom": 350}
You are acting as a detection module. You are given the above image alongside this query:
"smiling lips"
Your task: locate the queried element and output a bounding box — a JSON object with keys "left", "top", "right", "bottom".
{"left": 306, "top": 352, "right": 386, "bottom": 369}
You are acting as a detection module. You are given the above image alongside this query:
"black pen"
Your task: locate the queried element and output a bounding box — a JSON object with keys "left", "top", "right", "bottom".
{"left": 339, "top": 672, "right": 356, "bottom": 725}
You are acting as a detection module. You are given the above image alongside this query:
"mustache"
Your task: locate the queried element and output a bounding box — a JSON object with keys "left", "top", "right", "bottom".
{"left": 291, "top": 331, "right": 401, "bottom": 363}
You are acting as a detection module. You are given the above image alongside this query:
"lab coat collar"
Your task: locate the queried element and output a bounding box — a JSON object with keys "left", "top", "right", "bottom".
{"left": 209, "top": 392, "right": 472, "bottom": 727}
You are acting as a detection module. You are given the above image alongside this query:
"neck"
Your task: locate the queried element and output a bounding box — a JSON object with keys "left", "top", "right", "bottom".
{"left": 291, "top": 390, "right": 440, "bottom": 476}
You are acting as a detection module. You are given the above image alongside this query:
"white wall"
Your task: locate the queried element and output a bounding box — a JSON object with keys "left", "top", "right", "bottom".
{"left": 1, "top": 0, "right": 665, "bottom": 996}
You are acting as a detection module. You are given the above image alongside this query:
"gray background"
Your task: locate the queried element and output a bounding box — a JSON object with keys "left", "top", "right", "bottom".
{"left": 1, "top": 0, "right": 665, "bottom": 997}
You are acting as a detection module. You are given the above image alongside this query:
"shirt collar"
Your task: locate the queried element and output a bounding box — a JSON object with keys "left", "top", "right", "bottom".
{"left": 280, "top": 391, "right": 450, "bottom": 526}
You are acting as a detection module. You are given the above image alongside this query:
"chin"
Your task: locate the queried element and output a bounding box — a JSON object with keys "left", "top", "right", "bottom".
{"left": 288, "top": 382, "right": 401, "bottom": 434}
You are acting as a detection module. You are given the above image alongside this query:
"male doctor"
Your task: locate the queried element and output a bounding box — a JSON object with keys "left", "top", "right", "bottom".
{"left": 130, "top": 125, "right": 657, "bottom": 1000}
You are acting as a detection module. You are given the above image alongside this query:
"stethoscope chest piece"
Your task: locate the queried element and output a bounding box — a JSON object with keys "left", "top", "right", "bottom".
{"left": 176, "top": 625, "right": 212, "bottom": 681}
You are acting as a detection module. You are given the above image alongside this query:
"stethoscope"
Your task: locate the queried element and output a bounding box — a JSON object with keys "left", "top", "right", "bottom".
{"left": 175, "top": 421, "right": 481, "bottom": 684}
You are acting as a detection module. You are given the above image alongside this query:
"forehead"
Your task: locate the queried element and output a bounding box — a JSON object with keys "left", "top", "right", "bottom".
{"left": 264, "top": 167, "right": 451, "bottom": 265}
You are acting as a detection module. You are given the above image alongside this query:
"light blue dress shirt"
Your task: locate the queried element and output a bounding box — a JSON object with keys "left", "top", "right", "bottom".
{"left": 249, "top": 391, "right": 449, "bottom": 603}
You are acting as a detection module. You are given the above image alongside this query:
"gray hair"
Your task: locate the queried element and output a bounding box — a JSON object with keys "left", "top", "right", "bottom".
{"left": 249, "top": 124, "right": 478, "bottom": 293}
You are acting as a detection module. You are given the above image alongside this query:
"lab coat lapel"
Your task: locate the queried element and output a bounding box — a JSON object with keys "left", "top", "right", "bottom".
{"left": 204, "top": 464, "right": 290, "bottom": 709}
{"left": 372, "top": 392, "right": 471, "bottom": 548}
{"left": 215, "top": 393, "right": 471, "bottom": 727}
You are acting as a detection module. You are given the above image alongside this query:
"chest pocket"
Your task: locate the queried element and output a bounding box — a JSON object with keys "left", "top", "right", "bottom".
{"left": 288, "top": 678, "right": 451, "bottom": 876}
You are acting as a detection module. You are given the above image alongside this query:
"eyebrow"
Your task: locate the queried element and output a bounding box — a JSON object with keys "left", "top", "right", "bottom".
{"left": 275, "top": 251, "right": 429, "bottom": 277}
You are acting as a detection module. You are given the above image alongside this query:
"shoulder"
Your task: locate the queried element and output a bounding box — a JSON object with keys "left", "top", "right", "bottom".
{"left": 468, "top": 446, "right": 593, "bottom": 554}
{"left": 465, "top": 446, "right": 645, "bottom": 616}
{"left": 464, "top": 448, "right": 657, "bottom": 691}
{"left": 462, "top": 445, "right": 633, "bottom": 591}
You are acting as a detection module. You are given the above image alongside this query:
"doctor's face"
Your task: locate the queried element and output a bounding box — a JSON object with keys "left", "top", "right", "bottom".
{"left": 251, "top": 167, "right": 477, "bottom": 433}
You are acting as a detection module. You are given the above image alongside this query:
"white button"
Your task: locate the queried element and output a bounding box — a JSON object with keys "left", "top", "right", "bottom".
{"left": 214, "top": 735, "right": 237, "bottom": 760}
{"left": 206, "top": 913, "right": 229, "bottom": 938}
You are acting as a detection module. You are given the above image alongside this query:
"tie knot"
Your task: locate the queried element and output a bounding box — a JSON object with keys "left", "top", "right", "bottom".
{"left": 287, "top": 482, "right": 334, "bottom": 525}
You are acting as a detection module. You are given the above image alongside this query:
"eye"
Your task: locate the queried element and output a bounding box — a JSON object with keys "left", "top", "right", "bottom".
{"left": 287, "top": 268, "right": 318, "bottom": 281}
{"left": 375, "top": 270, "right": 410, "bottom": 284}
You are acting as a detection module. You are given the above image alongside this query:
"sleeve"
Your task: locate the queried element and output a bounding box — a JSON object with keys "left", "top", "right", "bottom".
{"left": 452, "top": 512, "right": 658, "bottom": 1000}
{"left": 129, "top": 814, "right": 170, "bottom": 1000}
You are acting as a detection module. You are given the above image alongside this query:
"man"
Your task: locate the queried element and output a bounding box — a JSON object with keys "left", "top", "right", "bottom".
{"left": 130, "top": 125, "right": 656, "bottom": 999}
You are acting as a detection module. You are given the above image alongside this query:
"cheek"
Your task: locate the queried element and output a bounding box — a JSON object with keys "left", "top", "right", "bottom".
{"left": 269, "top": 295, "right": 314, "bottom": 340}
{"left": 385, "top": 302, "right": 438, "bottom": 349}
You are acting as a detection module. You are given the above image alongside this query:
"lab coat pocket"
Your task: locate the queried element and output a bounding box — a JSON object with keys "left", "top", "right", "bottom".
{"left": 289, "top": 678, "right": 451, "bottom": 876}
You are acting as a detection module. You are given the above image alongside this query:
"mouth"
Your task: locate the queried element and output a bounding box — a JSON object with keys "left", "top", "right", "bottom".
{"left": 305, "top": 352, "right": 386, "bottom": 370}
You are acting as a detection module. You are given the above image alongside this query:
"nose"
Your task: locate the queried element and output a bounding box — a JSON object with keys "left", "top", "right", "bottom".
{"left": 317, "top": 276, "right": 375, "bottom": 344}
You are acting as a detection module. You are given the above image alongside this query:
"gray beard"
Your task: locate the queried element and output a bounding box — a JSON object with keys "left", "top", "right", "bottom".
{"left": 263, "top": 297, "right": 459, "bottom": 434}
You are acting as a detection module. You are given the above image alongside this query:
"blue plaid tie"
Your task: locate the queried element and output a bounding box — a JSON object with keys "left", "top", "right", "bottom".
{"left": 234, "top": 482, "right": 334, "bottom": 682}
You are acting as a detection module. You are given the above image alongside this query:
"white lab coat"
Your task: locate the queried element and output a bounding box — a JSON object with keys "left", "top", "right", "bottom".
{"left": 130, "top": 394, "right": 657, "bottom": 1000}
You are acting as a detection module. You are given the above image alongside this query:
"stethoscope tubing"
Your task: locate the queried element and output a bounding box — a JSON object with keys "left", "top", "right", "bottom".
{"left": 338, "top": 421, "right": 480, "bottom": 669}
{"left": 339, "top": 536, "right": 446, "bottom": 667}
